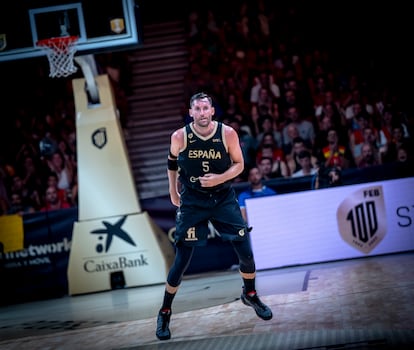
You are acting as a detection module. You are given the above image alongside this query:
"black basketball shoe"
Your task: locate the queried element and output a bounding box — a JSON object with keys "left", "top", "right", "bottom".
{"left": 156, "top": 309, "right": 171, "bottom": 340}
{"left": 241, "top": 289, "right": 273, "bottom": 320}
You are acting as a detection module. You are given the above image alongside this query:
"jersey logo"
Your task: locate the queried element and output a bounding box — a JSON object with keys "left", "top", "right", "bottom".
{"left": 188, "top": 149, "right": 222, "bottom": 159}
{"left": 212, "top": 138, "right": 221, "bottom": 143}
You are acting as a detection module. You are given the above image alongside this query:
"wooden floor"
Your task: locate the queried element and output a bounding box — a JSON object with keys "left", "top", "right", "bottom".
{"left": 0, "top": 252, "right": 413, "bottom": 350}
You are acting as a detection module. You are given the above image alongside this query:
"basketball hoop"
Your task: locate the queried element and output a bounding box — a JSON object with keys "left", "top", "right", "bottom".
{"left": 36, "top": 36, "right": 79, "bottom": 78}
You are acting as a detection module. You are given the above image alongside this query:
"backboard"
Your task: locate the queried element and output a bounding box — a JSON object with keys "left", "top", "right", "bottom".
{"left": 0, "top": 0, "right": 142, "bottom": 62}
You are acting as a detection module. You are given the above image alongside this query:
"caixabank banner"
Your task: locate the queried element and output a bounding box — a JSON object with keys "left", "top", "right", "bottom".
{"left": 0, "top": 204, "right": 239, "bottom": 304}
{"left": 246, "top": 177, "right": 414, "bottom": 270}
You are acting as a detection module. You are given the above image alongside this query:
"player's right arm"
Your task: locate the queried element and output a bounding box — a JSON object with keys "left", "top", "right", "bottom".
{"left": 168, "top": 128, "right": 184, "bottom": 207}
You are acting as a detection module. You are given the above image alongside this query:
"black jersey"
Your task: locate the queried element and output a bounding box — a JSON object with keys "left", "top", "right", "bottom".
{"left": 178, "top": 122, "right": 232, "bottom": 192}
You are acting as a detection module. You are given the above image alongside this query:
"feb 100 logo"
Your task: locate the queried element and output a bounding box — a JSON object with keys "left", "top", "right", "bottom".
{"left": 336, "top": 186, "right": 386, "bottom": 254}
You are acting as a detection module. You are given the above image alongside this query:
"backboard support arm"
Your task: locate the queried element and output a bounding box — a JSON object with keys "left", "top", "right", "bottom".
{"left": 74, "top": 55, "right": 100, "bottom": 104}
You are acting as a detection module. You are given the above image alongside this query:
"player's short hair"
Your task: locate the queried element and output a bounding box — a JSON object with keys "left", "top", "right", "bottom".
{"left": 190, "top": 92, "right": 213, "bottom": 107}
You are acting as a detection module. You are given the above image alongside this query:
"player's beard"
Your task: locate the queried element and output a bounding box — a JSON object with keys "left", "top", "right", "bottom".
{"left": 195, "top": 116, "right": 212, "bottom": 128}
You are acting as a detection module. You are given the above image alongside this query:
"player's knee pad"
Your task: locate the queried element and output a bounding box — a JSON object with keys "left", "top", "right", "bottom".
{"left": 239, "top": 255, "right": 255, "bottom": 274}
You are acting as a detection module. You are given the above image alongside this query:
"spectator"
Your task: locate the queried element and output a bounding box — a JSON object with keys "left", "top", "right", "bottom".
{"left": 227, "top": 118, "right": 257, "bottom": 175}
{"left": 319, "top": 128, "right": 353, "bottom": 169}
{"left": 222, "top": 92, "right": 243, "bottom": 121}
{"left": 256, "top": 87, "right": 274, "bottom": 115}
{"left": 45, "top": 172, "right": 69, "bottom": 203}
{"left": 282, "top": 105, "right": 315, "bottom": 152}
{"left": 269, "top": 100, "right": 285, "bottom": 132}
{"left": 256, "top": 116, "right": 283, "bottom": 149}
{"left": 286, "top": 137, "right": 318, "bottom": 175}
{"left": 255, "top": 132, "right": 288, "bottom": 177}
{"left": 7, "top": 191, "right": 36, "bottom": 215}
{"left": 248, "top": 104, "right": 261, "bottom": 137}
{"left": 45, "top": 150, "right": 74, "bottom": 192}
{"left": 279, "top": 88, "right": 297, "bottom": 115}
{"left": 10, "top": 174, "right": 42, "bottom": 211}
{"left": 257, "top": 156, "right": 288, "bottom": 179}
{"left": 313, "top": 114, "right": 333, "bottom": 158}
{"left": 69, "top": 172, "right": 78, "bottom": 207}
{"left": 39, "top": 131, "right": 59, "bottom": 158}
{"left": 282, "top": 122, "right": 300, "bottom": 156}
{"left": 40, "top": 186, "right": 71, "bottom": 212}
{"left": 238, "top": 166, "right": 277, "bottom": 222}
{"left": 348, "top": 112, "right": 376, "bottom": 160}
{"left": 377, "top": 107, "right": 410, "bottom": 155}
{"left": 314, "top": 90, "right": 345, "bottom": 131}
{"left": 250, "top": 71, "right": 280, "bottom": 106}
{"left": 343, "top": 88, "right": 374, "bottom": 123}
{"left": 396, "top": 144, "right": 410, "bottom": 164}
{"left": 256, "top": 129, "right": 284, "bottom": 157}
{"left": 20, "top": 155, "right": 45, "bottom": 191}
{"left": 382, "top": 124, "right": 412, "bottom": 164}
{"left": 357, "top": 142, "right": 381, "bottom": 169}
{"left": 284, "top": 77, "right": 314, "bottom": 117}
{"left": 291, "top": 150, "right": 318, "bottom": 178}
{"left": 350, "top": 124, "right": 380, "bottom": 165}
{"left": 314, "top": 165, "right": 343, "bottom": 189}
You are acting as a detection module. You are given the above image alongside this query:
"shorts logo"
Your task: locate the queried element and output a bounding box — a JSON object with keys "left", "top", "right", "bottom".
{"left": 185, "top": 227, "right": 198, "bottom": 241}
{"left": 238, "top": 229, "right": 245, "bottom": 237}
{"left": 337, "top": 186, "right": 387, "bottom": 254}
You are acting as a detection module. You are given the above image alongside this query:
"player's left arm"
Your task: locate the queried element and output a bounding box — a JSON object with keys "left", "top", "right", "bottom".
{"left": 223, "top": 125, "right": 244, "bottom": 180}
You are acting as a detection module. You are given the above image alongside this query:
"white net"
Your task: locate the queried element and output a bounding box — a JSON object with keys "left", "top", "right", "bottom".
{"left": 37, "top": 36, "right": 79, "bottom": 78}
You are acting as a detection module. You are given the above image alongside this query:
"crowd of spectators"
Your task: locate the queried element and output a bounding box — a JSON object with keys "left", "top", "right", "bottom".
{"left": 0, "top": 52, "right": 130, "bottom": 216}
{"left": 181, "top": 0, "right": 413, "bottom": 182}
{"left": 0, "top": 0, "right": 413, "bottom": 216}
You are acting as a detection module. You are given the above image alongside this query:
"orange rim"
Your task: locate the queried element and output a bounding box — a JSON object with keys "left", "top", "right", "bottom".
{"left": 36, "top": 36, "right": 79, "bottom": 48}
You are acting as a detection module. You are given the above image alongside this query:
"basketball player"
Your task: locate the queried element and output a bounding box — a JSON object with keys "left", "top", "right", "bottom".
{"left": 156, "top": 92, "right": 272, "bottom": 341}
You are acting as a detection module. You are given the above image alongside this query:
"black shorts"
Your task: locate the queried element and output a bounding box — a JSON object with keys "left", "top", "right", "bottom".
{"left": 175, "top": 186, "right": 249, "bottom": 246}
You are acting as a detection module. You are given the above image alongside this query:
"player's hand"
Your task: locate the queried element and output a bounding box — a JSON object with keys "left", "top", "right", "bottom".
{"left": 199, "top": 173, "right": 220, "bottom": 188}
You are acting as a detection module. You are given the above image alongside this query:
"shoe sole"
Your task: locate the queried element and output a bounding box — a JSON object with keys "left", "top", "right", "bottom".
{"left": 241, "top": 294, "right": 273, "bottom": 320}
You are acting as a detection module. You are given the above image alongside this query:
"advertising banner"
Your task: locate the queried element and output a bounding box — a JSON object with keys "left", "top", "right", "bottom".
{"left": 246, "top": 177, "right": 414, "bottom": 270}
{"left": 0, "top": 209, "right": 75, "bottom": 304}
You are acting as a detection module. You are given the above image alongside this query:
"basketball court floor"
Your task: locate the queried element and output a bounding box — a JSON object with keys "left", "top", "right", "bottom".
{"left": 0, "top": 251, "right": 413, "bottom": 350}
